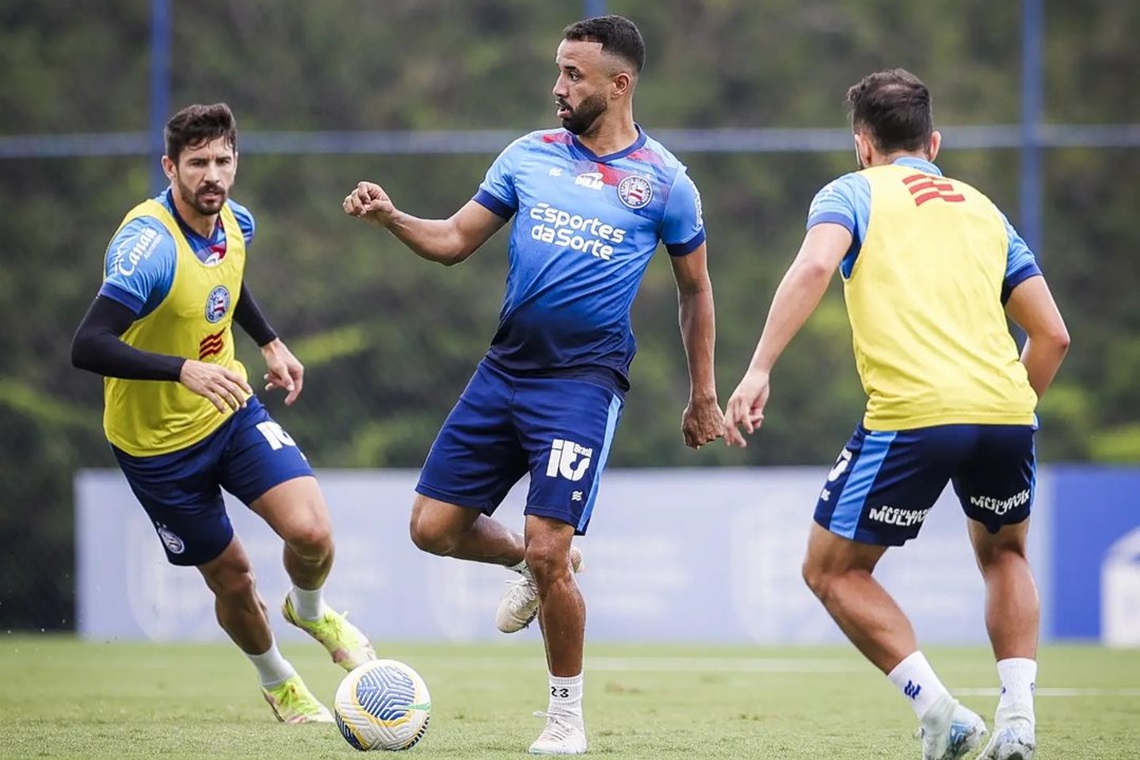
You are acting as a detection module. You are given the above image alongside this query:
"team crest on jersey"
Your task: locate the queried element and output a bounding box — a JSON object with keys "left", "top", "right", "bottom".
{"left": 617, "top": 175, "right": 653, "bottom": 209}
{"left": 205, "top": 285, "right": 231, "bottom": 323}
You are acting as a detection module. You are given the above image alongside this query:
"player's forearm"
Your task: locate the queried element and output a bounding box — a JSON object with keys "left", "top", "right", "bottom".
{"left": 71, "top": 295, "right": 186, "bottom": 381}
{"left": 1020, "top": 334, "right": 1069, "bottom": 400}
{"left": 71, "top": 330, "right": 185, "bottom": 381}
{"left": 748, "top": 259, "right": 831, "bottom": 374}
{"left": 678, "top": 288, "right": 717, "bottom": 400}
{"left": 384, "top": 211, "right": 471, "bottom": 266}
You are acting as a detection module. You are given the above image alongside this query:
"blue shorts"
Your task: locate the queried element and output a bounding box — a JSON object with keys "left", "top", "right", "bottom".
{"left": 112, "top": 396, "right": 313, "bottom": 566}
{"left": 417, "top": 360, "right": 624, "bottom": 535}
{"left": 814, "top": 423, "right": 1036, "bottom": 546}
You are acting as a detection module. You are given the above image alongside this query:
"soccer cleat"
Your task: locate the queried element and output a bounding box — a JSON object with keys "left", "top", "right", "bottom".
{"left": 261, "top": 675, "right": 334, "bottom": 724}
{"left": 529, "top": 711, "right": 588, "bottom": 755}
{"left": 918, "top": 695, "right": 987, "bottom": 760}
{"left": 496, "top": 546, "right": 584, "bottom": 634}
{"left": 282, "top": 594, "right": 376, "bottom": 671}
{"left": 977, "top": 720, "right": 1035, "bottom": 760}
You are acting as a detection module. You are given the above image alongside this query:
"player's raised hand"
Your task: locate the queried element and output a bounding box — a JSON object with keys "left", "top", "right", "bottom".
{"left": 343, "top": 181, "right": 396, "bottom": 228}
{"left": 179, "top": 360, "right": 252, "bottom": 413}
{"left": 260, "top": 338, "right": 304, "bottom": 406}
{"left": 723, "top": 369, "right": 771, "bottom": 448}
{"left": 682, "top": 395, "right": 724, "bottom": 449}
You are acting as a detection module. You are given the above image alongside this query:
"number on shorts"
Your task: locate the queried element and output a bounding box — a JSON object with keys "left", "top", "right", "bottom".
{"left": 256, "top": 421, "right": 297, "bottom": 450}
{"left": 827, "top": 448, "right": 853, "bottom": 482}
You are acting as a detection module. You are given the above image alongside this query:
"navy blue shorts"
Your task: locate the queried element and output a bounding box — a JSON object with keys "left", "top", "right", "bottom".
{"left": 417, "top": 360, "right": 624, "bottom": 535}
{"left": 814, "top": 423, "right": 1036, "bottom": 546}
{"left": 112, "top": 396, "right": 314, "bottom": 566}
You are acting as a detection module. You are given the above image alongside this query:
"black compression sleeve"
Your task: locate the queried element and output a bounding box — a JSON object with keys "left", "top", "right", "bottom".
{"left": 234, "top": 282, "right": 279, "bottom": 347}
{"left": 71, "top": 296, "right": 186, "bottom": 381}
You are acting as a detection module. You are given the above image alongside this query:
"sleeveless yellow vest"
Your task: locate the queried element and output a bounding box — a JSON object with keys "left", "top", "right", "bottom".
{"left": 103, "top": 200, "right": 248, "bottom": 455}
{"left": 844, "top": 164, "right": 1037, "bottom": 430}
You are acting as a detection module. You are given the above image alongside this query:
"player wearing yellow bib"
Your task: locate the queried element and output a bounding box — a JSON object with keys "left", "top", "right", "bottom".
{"left": 724, "top": 70, "right": 1069, "bottom": 760}
{"left": 71, "top": 103, "right": 374, "bottom": 723}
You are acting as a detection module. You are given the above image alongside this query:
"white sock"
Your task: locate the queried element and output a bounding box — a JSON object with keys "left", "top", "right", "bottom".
{"left": 509, "top": 560, "right": 533, "bottom": 581}
{"left": 290, "top": 585, "right": 328, "bottom": 621}
{"left": 995, "top": 658, "right": 1037, "bottom": 725}
{"left": 547, "top": 672, "right": 584, "bottom": 727}
{"left": 247, "top": 641, "right": 296, "bottom": 687}
{"left": 887, "top": 651, "right": 952, "bottom": 720}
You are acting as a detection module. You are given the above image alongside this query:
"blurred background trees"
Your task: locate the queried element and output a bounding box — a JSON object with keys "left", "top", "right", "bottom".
{"left": 2, "top": 0, "right": 1137, "bottom": 630}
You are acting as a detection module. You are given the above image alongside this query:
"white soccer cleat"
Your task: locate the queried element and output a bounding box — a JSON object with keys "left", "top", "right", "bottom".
{"left": 919, "top": 695, "right": 987, "bottom": 760}
{"left": 495, "top": 546, "right": 584, "bottom": 634}
{"left": 977, "top": 720, "right": 1035, "bottom": 760}
{"left": 528, "top": 711, "right": 587, "bottom": 755}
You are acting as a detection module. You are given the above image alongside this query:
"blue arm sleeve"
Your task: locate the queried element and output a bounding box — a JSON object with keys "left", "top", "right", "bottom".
{"left": 1001, "top": 214, "right": 1043, "bottom": 302}
{"left": 98, "top": 218, "right": 176, "bottom": 317}
{"left": 661, "top": 170, "right": 706, "bottom": 256}
{"left": 473, "top": 137, "right": 522, "bottom": 219}
{"left": 807, "top": 173, "right": 869, "bottom": 278}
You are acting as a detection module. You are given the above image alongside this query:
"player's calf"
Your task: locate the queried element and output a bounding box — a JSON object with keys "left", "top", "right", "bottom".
{"left": 496, "top": 545, "right": 584, "bottom": 634}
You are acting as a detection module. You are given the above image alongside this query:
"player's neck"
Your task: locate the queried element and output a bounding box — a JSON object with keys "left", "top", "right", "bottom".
{"left": 170, "top": 190, "right": 219, "bottom": 238}
{"left": 575, "top": 113, "right": 639, "bottom": 159}
{"left": 870, "top": 150, "right": 930, "bottom": 168}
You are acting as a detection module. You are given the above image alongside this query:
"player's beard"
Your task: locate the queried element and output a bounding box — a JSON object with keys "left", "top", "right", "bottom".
{"left": 186, "top": 181, "right": 227, "bottom": 216}
{"left": 560, "top": 91, "right": 608, "bottom": 136}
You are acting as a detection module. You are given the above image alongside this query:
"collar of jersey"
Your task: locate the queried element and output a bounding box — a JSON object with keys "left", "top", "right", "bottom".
{"left": 891, "top": 155, "right": 942, "bottom": 176}
{"left": 569, "top": 123, "right": 647, "bottom": 163}
{"left": 161, "top": 188, "right": 224, "bottom": 248}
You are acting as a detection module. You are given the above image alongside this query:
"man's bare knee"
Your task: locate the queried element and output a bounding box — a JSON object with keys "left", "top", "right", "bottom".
{"left": 409, "top": 497, "right": 466, "bottom": 556}
{"left": 285, "top": 518, "right": 333, "bottom": 560}
{"left": 524, "top": 530, "right": 573, "bottom": 585}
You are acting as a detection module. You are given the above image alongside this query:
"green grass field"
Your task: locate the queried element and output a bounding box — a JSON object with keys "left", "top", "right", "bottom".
{"left": 2, "top": 636, "right": 1137, "bottom": 759}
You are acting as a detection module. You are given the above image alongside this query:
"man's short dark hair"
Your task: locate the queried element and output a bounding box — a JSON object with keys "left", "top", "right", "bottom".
{"left": 846, "top": 69, "right": 933, "bottom": 154}
{"left": 164, "top": 103, "right": 237, "bottom": 163}
{"left": 563, "top": 14, "right": 645, "bottom": 73}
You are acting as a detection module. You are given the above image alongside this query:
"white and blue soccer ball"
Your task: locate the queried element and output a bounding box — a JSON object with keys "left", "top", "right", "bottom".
{"left": 334, "top": 659, "right": 432, "bottom": 751}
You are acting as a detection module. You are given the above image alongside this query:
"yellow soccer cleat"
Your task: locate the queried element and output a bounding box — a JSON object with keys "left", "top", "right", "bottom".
{"left": 261, "top": 675, "right": 334, "bottom": 724}
{"left": 283, "top": 595, "right": 377, "bottom": 671}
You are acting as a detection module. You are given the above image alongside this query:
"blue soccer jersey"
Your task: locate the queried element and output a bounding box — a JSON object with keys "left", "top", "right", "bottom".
{"left": 99, "top": 189, "right": 256, "bottom": 317}
{"left": 472, "top": 126, "right": 706, "bottom": 391}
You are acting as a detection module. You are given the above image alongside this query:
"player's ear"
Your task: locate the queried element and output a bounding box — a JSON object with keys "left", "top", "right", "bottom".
{"left": 611, "top": 70, "right": 633, "bottom": 99}
{"left": 161, "top": 155, "right": 176, "bottom": 182}
{"left": 927, "top": 131, "right": 942, "bottom": 162}
{"left": 853, "top": 131, "right": 874, "bottom": 169}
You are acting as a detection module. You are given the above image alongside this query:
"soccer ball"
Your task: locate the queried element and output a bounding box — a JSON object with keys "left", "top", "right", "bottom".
{"left": 334, "top": 659, "right": 432, "bottom": 751}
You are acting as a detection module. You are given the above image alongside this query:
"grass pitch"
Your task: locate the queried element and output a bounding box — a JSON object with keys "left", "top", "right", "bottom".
{"left": 2, "top": 636, "right": 1137, "bottom": 759}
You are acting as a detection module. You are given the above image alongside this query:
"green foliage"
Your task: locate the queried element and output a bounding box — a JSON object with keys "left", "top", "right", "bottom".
{"left": 3, "top": 0, "right": 1138, "bottom": 630}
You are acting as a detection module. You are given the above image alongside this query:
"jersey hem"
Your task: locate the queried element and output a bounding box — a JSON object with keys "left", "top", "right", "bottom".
{"left": 861, "top": 411, "right": 1037, "bottom": 432}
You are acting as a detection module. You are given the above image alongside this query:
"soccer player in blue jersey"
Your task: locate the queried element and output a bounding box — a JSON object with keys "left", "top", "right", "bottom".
{"left": 72, "top": 103, "right": 375, "bottom": 723}
{"left": 344, "top": 15, "right": 722, "bottom": 754}
{"left": 724, "top": 70, "right": 1069, "bottom": 760}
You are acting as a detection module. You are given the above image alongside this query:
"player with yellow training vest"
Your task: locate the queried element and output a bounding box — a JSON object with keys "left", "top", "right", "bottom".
{"left": 71, "top": 103, "right": 374, "bottom": 725}
{"left": 724, "top": 71, "right": 1069, "bottom": 760}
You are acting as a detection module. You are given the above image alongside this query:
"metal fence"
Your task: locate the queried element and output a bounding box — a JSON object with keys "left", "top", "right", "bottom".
{"left": 3, "top": 0, "right": 1138, "bottom": 633}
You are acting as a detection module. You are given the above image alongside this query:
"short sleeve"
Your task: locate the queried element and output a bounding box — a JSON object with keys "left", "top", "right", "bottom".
{"left": 661, "top": 170, "right": 706, "bottom": 256}
{"left": 1001, "top": 213, "right": 1043, "bottom": 302}
{"left": 808, "top": 173, "right": 869, "bottom": 278}
{"left": 98, "top": 218, "right": 176, "bottom": 316}
{"left": 473, "top": 137, "right": 524, "bottom": 219}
